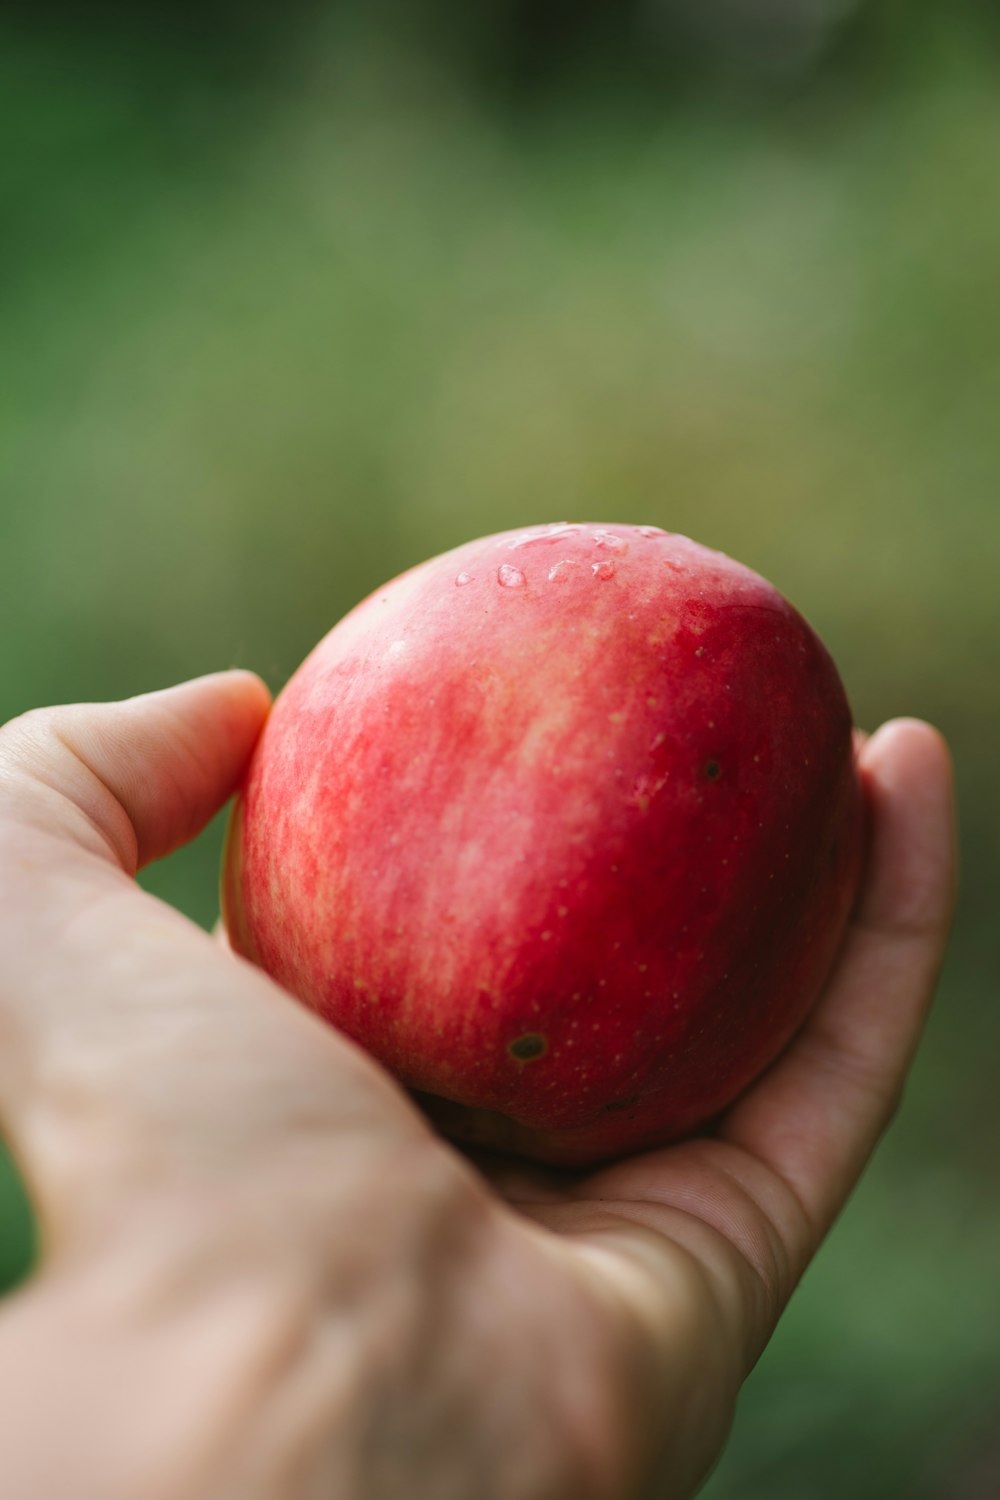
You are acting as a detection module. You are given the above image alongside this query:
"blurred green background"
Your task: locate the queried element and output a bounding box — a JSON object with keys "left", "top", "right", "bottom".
{"left": 2, "top": 1, "right": 999, "bottom": 1494}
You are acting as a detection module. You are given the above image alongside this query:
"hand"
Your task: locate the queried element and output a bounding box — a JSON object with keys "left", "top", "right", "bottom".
{"left": 0, "top": 674, "right": 955, "bottom": 1500}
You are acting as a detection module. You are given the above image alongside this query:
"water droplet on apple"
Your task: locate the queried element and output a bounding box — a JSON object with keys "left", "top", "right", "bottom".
{"left": 507, "top": 523, "right": 582, "bottom": 549}
{"left": 547, "top": 559, "right": 578, "bottom": 582}
{"left": 454, "top": 571, "right": 474, "bottom": 586}
{"left": 497, "top": 563, "right": 526, "bottom": 588}
{"left": 592, "top": 530, "right": 628, "bottom": 553}
{"left": 639, "top": 525, "right": 667, "bottom": 538}
{"left": 592, "top": 560, "right": 616, "bottom": 580}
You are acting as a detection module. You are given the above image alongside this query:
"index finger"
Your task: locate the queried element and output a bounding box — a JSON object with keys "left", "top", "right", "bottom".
{"left": 717, "top": 718, "right": 957, "bottom": 1244}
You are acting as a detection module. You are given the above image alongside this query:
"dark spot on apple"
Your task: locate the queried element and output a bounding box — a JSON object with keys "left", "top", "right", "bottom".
{"left": 703, "top": 759, "right": 722, "bottom": 781}
{"left": 508, "top": 1033, "right": 547, "bottom": 1061}
{"left": 604, "top": 1094, "right": 640, "bottom": 1112}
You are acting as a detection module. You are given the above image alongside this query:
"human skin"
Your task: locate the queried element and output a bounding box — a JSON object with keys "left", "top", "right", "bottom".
{"left": 0, "top": 673, "right": 955, "bottom": 1500}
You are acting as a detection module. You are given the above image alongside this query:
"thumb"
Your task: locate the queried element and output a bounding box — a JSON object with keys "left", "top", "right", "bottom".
{"left": 2, "top": 671, "right": 271, "bottom": 872}
{"left": 0, "top": 672, "right": 276, "bottom": 1244}
{"left": 0, "top": 672, "right": 426, "bottom": 1267}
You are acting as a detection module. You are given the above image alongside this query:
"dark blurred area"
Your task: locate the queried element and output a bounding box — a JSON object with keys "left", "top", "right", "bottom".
{"left": 2, "top": 2, "right": 999, "bottom": 1495}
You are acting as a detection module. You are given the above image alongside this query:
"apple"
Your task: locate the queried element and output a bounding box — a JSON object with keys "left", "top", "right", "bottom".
{"left": 223, "top": 523, "right": 864, "bottom": 1166}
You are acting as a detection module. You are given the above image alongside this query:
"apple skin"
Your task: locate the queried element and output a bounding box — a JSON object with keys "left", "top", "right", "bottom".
{"left": 223, "top": 523, "right": 865, "bottom": 1167}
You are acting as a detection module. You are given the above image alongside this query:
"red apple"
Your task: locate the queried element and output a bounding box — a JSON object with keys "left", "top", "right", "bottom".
{"left": 223, "top": 523, "right": 864, "bottom": 1166}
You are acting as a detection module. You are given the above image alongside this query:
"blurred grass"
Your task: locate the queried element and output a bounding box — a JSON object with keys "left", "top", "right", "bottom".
{"left": 2, "top": 4, "right": 999, "bottom": 1494}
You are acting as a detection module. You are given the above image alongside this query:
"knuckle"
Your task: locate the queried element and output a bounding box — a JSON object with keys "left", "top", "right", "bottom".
{"left": 802, "top": 1027, "right": 902, "bottom": 1123}
{"left": 0, "top": 704, "right": 66, "bottom": 763}
{"left": 0, "top": 708, "right": 47, "bottom": 778}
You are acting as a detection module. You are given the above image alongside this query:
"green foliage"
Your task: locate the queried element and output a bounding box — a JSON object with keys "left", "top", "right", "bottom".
{"left": 1, "top": 6, "right": 998, "bottom": 1493}
{"left": 0, "top": 1151, "right": 35, "bottom": 1291}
